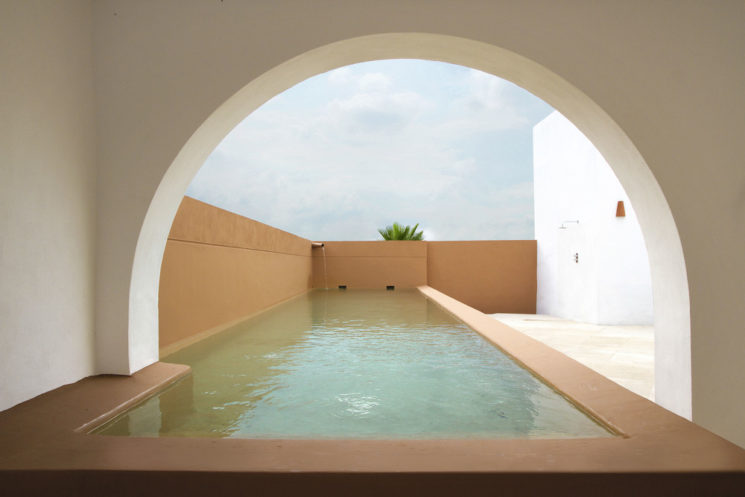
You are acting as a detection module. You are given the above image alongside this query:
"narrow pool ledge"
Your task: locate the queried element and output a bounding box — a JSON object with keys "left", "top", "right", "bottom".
{"left": 0, "top": 288, "right": 743, "bottom": 496}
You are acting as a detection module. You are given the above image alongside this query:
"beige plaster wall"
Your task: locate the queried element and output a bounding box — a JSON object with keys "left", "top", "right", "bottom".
{"left": 159, "top": 197, "right": 312, "bottom": 350}
{"left": 311, "top": 242, "right": 427, "bottom": 289}
{"left": 162, "top": 204, "right": 533, "bottom": 338}
{"left": 0, "top": 1, "right": 96, "bottom": 411}
{"left": 427, "top": 241, "right": 536, "bottom": 314}
{"left": 311, "top": 241, "right": 536, "bottom": 314}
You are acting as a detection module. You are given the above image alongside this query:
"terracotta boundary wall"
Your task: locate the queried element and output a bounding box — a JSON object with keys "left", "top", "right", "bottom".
{"left": 427, "top": 241, "right": 536, "bottom": 314}
{"left": 312, "top": 240, "right": 536, "bottom": 314}
{"left": 160, "top": 200, "right": 536, "bottom": 353}
{"left": 311, "top": 241, "right": 428, "bottom": 289}
{"left": 158, "top": 197, "right": 312, "bottom": 352}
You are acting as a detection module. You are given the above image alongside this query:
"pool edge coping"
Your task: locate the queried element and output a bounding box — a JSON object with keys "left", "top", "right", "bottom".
{"left": 416, "top": 285, "right": 626, "bottom": 438}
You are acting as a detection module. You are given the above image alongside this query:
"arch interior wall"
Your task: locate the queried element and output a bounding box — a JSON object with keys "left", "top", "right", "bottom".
{"left": 1, "top": 1, "right": 743, "bottom": 448}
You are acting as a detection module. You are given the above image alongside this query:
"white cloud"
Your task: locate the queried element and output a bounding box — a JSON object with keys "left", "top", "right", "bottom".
{"left": 428, "top": 69, "right": 530, "bottom": 138}
{"left": 186, "top": 60, "right": 552, "bottom": 241}
{"left": 321, "top": 90, "right": 430, "bottom": 139}
{"left": 327, "top": 67, "right": 352, "bottom": 85}
{"left": 421, "top": 227, "right": 439, "bottom": 241}
{"left": 357, "top": 72, "right": 392, "bottom": 92}
{"left": 464, "top": 69, "right": 509, "bottom": 111}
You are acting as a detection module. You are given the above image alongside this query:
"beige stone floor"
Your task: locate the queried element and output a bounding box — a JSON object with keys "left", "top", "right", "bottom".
{"left": 490, "top": 313, "right": 654, "bottom": 401}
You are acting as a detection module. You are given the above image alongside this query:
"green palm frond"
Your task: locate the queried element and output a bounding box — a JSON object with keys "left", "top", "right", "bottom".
{"left": 378, "top": 222, "right": 424, "bottom": 240}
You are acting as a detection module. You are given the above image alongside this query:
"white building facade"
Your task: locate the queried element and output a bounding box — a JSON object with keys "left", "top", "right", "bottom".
{"left": 534, "top": 112, "right": 654, "bottom": 325}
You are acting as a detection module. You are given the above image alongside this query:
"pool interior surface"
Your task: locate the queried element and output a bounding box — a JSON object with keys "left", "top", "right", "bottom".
{"left": 95, "top": 289, "right": 613, "bottom": 439}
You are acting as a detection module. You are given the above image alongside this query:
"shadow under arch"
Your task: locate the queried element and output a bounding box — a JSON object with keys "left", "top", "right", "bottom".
{"left": 129, "top": 33, "right": 691, "bottom": 419}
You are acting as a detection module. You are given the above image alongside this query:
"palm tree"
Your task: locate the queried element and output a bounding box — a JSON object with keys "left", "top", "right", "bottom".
{"left": 378, "top": 222, "right": 424, "bottom": 240}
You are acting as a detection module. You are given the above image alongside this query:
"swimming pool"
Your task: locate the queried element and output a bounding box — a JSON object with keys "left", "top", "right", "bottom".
{"left": 95, "top": 289, "right": 612, "bottom": 439}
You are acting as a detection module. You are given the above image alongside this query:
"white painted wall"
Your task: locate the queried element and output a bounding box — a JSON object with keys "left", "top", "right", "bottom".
{"left": 0, "top": 1, "right": 96, "bottom": 410}
{"left": 535, "top": 112, "right": 654, "bottom": 325}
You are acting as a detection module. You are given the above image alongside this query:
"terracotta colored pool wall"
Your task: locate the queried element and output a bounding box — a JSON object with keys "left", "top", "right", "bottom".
{"left": 158, "top": 197, "right": 313, "bottom": 351}
{"left": 312, "top": 240, "right": 537, "bottom": 314}
{"left": 160, "top": 198, "right": 536, "bottom": 353}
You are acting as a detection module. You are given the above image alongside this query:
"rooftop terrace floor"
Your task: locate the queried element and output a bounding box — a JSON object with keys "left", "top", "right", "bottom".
{"left": 491, "top": 314, "right": 654, "bottom": 401}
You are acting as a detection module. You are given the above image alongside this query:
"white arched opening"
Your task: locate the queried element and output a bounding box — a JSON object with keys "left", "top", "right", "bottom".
{"left": 129, "top": 33, "right": 691, "bottom": 418}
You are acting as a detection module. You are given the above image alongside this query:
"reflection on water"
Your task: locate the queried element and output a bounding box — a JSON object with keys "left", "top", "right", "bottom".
{"left": 95, "top": 290, "right": 612, "bottom": 439}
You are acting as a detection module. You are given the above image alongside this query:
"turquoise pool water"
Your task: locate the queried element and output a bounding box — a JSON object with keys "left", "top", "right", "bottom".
{"left": 95, "top": 289, "right": 612, "bottom": 439}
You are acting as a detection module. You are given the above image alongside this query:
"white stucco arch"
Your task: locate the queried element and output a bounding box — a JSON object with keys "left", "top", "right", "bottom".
{"left": 129, "top": 33, "right": 690, "bottom": 418}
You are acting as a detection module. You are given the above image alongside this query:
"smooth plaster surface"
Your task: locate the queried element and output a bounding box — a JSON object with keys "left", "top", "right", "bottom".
{"left": 162, "top": 205, "right": 535, "bottom": 352}
{"left": 2, "top": 0, "right": 744, "bottom": 448}
{"left": 311, "top": 241, "right": 428, "bottom": 289}
{"left": 427, "top": 241, "right": 536, "bottom": 314}
{"left": 0, "top": 0, "right": 96, "bottom": 411}
{"left": 0, "top": 289, "right": 743, "bottom": 496}
{"left": 312, "top": 240, "right": 536, "bottom": 313}
{"left": 534, "top": 112, "right": 654, "bottom": 325}
{"left": 159, "top": 198, "right": 312, "bottom": 350}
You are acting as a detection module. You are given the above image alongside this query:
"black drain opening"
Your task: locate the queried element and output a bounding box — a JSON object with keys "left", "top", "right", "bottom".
{"left": 338, "top": 285, "right": 347, "bottom": 290}
{"left": 386, "top": 285, "right": 395, "bottom": 291}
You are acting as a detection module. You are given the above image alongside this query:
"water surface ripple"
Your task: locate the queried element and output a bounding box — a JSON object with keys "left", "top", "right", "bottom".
{"left": 96, "top": 290, "right": 612, "bottom": 439}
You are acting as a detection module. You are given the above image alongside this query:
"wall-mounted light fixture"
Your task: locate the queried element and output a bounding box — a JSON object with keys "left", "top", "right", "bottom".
{"left": 616, "top": 201, "right": 626, "bottom": 217}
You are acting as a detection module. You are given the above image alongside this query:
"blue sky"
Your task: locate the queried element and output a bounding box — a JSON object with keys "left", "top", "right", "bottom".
{"left": 186, "top": 60, "right": 554, "bottom": 240}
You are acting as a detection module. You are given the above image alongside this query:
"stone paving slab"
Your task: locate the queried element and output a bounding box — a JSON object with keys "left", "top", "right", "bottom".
{"left": 491, "top": 314, "right": 654, "bottom": 401}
